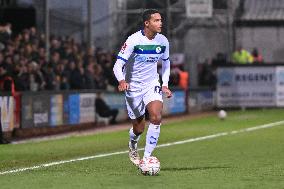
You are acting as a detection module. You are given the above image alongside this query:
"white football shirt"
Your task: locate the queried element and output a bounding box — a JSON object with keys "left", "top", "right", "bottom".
{"left": 117, "top": 30, "right": 170, "bottom": 88}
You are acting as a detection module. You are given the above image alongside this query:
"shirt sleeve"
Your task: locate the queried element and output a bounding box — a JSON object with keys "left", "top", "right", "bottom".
{"left": 117, "top": 37, "right": 134, "bottom": 62}
{"left": 161, "top": 38, "right": 169, "bottom": 61}
{"left": 113, "top": 59, "right": 126, "bottom": 82}
{"left": 113, "top": 37, "right": 134, "bottom": 82}
{"left": 161, "top": 38, "right": 170, "bottom": 87}
{"left": 161, "top": 59, "right": 170, "bottom": 87}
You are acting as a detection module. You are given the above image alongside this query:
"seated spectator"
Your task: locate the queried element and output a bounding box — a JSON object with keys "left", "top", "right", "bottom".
{"left": 198, "top": 60, "right": 216, "bottom": 87}
{"left": 93, "top": 64, "right": 107, "bottom": 90}
{"left": 251, "top": 48, "right": 263, "bottom": 64}
{"left": 95, "top": 92, "right": 118, "bottom": 124}
{"left": 84, "top": 62, "right": 95, "bottom": 89}
{"left": 69, "top": 61, "right": 86, "bottom": 89}
{"left": 0, "top": 64, "right": 13, "bottom": 92}
{"left": 60, "top": 74, "right": 70, "bottom": 90}
{"left": 212, "top": 52, "right": 227, "bottom": 67}
{"left": 15, "top": 64, "right": 29, "bottom": 91}
{"left": 232, "top": 46, "right": 253, "bottom": 64}
{"left": 44, "top": 63, "right": 56, "bottom": 90}
{"left": 0, "top": 26, "right": 121, "bottom": 92}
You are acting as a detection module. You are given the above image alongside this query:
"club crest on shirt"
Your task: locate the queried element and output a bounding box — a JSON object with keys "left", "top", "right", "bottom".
{"left": 156, "top": 46, "right": 162, "bottom": 53}
{"left": 120, "top": 43, "right": 127, "bottom": 54}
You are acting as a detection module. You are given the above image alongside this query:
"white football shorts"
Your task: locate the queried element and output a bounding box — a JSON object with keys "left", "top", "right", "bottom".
{"left": 125, "top": 80, "right": 163, "bottom": 119}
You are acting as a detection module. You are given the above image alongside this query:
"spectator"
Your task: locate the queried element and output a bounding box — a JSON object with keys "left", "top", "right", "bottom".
{"left": 69, "top": 61, "right": 85, "bottom": 89}
{"left": 27, "top": 61, "right": 45, "bottom": 91}
{"left": 38, "top": 47, "right": 46, "bottom": 60}
{"left": 54, "top": 62, "right": 65, "bottom": 76}
{"left": 49, "top": 51, "right": 60, "bottom": 70}
{"left": 3, "top": 55, "right": 13, "bottom": 75}
{"left": 64, "top": 61, "right": 75, "bottom": 81}
{"left": 83, "top": 47, "right": 95, "bottom": 66}
{"left": 232, "top": 46, "right": 253, "bottom": 64}
{"left": 93, "top": 64, "right": 107, "bottom": 90}
{"left": 0, "top": 23, "right": 12, "bottom": 44}
{"left": 84, "top": 62, "right": 95, "bottom": 89}
{"left": 0, "top": 64, "right": 13, "bottom": 91}
{"left": 44, "top": 63, "right": 56, "bottom": 90}
{"left": 60, "top": 74, "right": 70, "bottom": 90}
{"left": 95, "top": 92, "right": 118, "bottom": 124}
{"left": 251, "top": 48, "right": 263, "bottom": 64}
{"left": 29, "top": 27, "right": 38, "bottom": 42}
{"left": 21, "top": 29, "right": 31, "bottom": 46}
{"left": 15, "top": 64, "right": 29, "bottom": 90}
{"left": 50, "top": 37, "right": 62, "bottom": 55}
{"left": 103, "top": 60, "right": 118, "bottom": 91}
{"left": 177, "top": 66, "right": 189, "bottom": 90}
{"left": 212, "top": 52, "right": 227, "bottom": 67}
{"left": 198, "top": 60, "right": 216, "bottom": 87}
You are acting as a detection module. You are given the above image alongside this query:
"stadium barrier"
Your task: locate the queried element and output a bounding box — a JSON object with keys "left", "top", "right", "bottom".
{"left": 188, "top": 87, "right": 216, "bottom": 113}
{"left": 0, "top": 89, "right": 191, "bottom": 139}
{"left": 217, "top": 64, "right": 284, "bottom": 108}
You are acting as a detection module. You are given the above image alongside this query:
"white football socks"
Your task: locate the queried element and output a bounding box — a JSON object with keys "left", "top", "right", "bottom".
{"left": 129, "top": 127, "right": 141, "bottom": 150}
{"left": 143, "top": 123, "right": 161, "bottom": 158}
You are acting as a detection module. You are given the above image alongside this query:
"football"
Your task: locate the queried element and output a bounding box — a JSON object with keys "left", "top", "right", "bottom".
{"left": 139, "top": 156, "right": 160, "bottom": 176}
{"left": 218, "top": 110, "right": 227, "bottom": 120}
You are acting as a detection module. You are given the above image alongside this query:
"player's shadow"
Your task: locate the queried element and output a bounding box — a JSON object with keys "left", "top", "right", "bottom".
{"left": 162, "top": 166, "right": 230, "bottom": 172}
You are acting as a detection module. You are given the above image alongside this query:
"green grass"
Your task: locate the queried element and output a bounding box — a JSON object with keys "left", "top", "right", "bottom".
{"left": 0, "top": 109, "right": 284, "bottom": 188}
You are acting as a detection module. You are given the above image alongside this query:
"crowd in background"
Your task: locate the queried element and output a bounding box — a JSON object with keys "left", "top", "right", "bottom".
{"left": 0, "top": 24, "right": 118, "bottom": 92}
{"left": 198, "top": 47, "right": 263, "bottom": 87}
{"left": 0, "top": 24, "right": 186, "bottom": 93}
{"left": 0, "top": 24, "right": 265, "bottom": 91}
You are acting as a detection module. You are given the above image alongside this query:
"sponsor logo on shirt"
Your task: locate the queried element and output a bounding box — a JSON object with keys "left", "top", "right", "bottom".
{"left": 135, "top": 55, "right": 160, "bottom": 63}
{"left": 147, "top": 57, "right": 159, "bottom": 63}
{"left": 135, "top": 55, "right": 147, "bottom": 62}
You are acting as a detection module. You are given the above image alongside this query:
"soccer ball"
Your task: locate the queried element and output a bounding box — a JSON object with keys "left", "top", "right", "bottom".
{"left": 139, "top": 156, "right": 160, "bottom": 176}
{"left": 218, "top": 110, "right": 227, "bottom": 120}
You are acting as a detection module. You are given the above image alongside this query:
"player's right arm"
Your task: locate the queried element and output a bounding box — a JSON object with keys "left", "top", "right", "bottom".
{"left": 160, "top": 37, "right": 172, "bottom": 98}
{"left": 113, "top": 37, "right": 134, "bottom": 91}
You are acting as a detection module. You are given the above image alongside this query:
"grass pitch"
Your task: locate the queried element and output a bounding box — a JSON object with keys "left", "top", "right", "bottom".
{"left": 0, "top": 109, "right": 284, "bottom": 189}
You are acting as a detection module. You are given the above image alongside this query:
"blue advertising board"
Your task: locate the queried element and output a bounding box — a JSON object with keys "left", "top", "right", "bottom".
{"left": 68, "top": 94, "right": 80, "bottom": 124}
{"left": 169, "top": 91, "right": 186, "bottom": 114}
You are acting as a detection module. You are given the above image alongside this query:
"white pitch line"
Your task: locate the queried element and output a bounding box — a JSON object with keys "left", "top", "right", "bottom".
{"left": 1, "top": 120, "right": 284, "bottom": 176}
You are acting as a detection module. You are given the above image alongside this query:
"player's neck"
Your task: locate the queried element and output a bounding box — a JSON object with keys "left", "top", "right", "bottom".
{"left": 143, "top": 28, "right": 157, "bottom": 40}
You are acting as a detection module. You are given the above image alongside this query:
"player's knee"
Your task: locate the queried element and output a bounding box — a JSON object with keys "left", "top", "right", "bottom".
{"left": 133, "top": 124, "right": 145, "bottom": 134}
{"left": 149, "top": 113, "right": 162, "bottom": 125}
{"left": 134, "top": 127, "right": 144, "bottom": 135}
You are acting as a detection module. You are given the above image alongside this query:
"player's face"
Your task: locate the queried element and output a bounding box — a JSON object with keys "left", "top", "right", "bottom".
{"left": 146, "top": 13, "right": 162, "bottom": 33}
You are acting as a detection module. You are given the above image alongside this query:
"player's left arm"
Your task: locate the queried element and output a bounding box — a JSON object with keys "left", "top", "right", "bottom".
{"left": 161, "top": 39, "right": 172, "bottom": 98}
